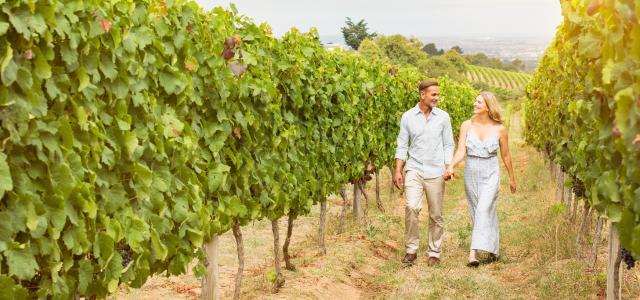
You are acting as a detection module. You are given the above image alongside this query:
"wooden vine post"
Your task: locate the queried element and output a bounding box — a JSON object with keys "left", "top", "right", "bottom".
{"left": 353, "top": 182, "right": 363, "bottom": 221}
{"left": 319, "top": 200, "right": 327, "bottom": 255}
{"left": 271, "top": 220, "right": 285, "bottom": 293}
{"left": 606, "top": 222, "right": 622, "bottom": 300}
{"left": 201, "top": 235, "right": 220, "bottom": 300}
{"left": 589, "top": 217, "right": 604, "bottom": 269}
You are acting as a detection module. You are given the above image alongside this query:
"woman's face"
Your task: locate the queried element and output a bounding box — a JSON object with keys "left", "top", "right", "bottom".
{"left": 473, "top": 95, "right": 488, "bottom": 114}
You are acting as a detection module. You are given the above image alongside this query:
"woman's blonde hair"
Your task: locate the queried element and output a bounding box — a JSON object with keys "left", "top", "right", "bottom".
{"left": 479, "top": 91, "right": 504, "bottom": 123}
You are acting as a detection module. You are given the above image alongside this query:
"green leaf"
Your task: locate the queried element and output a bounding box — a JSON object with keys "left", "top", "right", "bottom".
{"left": 133, "top": 163, "right": 153, "bottom": 188}
{"left": 5, "top": 247, "right": 39, "bottom": 280}
{"left": 34, "top": 48, "right": 52, "bottom": 79}
{"left": 103, "top": 183, "right": 127, "bottom": 213}
{"left": 151, "top": 174, "right": 169, "bottom": 193}
{"left": 0, "top": 22, "right": 9, "bottom": 35}
{"left": 7, "top": 8, "right": 47, "bottom": 39}
{"left": 93, "top": 232, "right": 114, "bottom": 264}
{"left": 208, "top": 164, "right": 230, "bottom": 192}
{"left": 0, "top": 275, "right": 28, "bottom": 300}
{"left": 124, "top": 132, "right": 138, "bottom": 157}
{"left": 77, "top": 260, "right": 93, "bottom": 293}
{"left": 0, "top": 153, "right": 13, "bottom": 198}
{"left": 135, "top": 26, "right": 154, "bottom": 49}
{"left": 150, "top": 229, "right": 168, "bottom": 261}
{"left": 0, "top": 59, "right": 17, "bottom": 85}
{"left": 578, "top": 33, "right": 600, "bottom": 59}
{"left": 161, "top": 112, "right": 184, "bottom": 138}
{"left": 0, "top": 44, "right": 13, "bottom": 74}
{"left": 159, "top": 71, "right": 186, "bottom": 95}
{"left": 124, "top": 216, "right": 149, "bottom": 252}
{"left": 51, "top": 162, "right": 75, "bottom": 199}
{"left": 76, "top": 67, "right": 89, "bottom": 91}
{"left": 614, "top": 87, "right": 633, "bottom": 134}
{"left": 16, "top": 67, "right": 33, "bottom": 90}
{"left": 608, "top": 205, "right": 622, "bottom": 222}
{"left": 99, "top": 54, "right": 118, "bottom": 80}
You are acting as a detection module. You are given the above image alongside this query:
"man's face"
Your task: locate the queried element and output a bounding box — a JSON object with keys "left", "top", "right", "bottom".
{"left": 420, "top": 86, "right": 440, "bottom": 109}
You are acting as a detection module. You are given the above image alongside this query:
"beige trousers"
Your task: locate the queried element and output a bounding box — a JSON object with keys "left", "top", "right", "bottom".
{"left": 404, "top": 170, "right": 445, "bottom": 257}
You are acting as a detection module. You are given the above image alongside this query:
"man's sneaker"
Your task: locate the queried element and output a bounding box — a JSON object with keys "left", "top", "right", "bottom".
{"left": 427, "top": 256, "right": 441, "bottom": 266}
{"left": 402, "top": 253, "right": 417, "bottom": 264}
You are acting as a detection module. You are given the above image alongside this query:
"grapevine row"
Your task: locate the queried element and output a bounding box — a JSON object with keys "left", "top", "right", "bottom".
{"left": 524, "top": 0, "right": 639, "bottom": 259}
{"left": 0, "top": 0, "right": 476, "bottom": 298}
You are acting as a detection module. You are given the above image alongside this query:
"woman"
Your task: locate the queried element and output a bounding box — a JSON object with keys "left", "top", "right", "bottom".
{"left": 447, "top": 91, "right": 516, "bottom": 267}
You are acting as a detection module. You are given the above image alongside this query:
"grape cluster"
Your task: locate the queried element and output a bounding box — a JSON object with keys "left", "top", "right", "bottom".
{"left": 572, "top": 177, "right": 586, "bottom": 197}
{"left": 621, "top": 248, "right": 636, "bottom": 270}
{"left": 120, "top": 247, "right": 134, "bottom": 267}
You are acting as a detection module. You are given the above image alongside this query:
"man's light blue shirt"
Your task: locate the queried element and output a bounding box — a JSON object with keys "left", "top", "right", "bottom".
{"left": 395, "top": 104, "right": 455, "bottom": 179}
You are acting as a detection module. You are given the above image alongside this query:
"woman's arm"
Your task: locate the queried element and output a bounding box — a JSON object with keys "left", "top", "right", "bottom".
{"left": 447, "top": 120, "right": 470, "bottom": 177}
{"left": 498, "top": 125, "right": 516, "bottom": 193}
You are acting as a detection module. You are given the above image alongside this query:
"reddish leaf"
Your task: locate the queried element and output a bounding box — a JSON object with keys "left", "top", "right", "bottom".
{"left": 233, "top": 127, "right": 241, "bottom": 139}
{"left": 185, "top": 62, "right": 195, "bottom": 72}
{"left": 100, "top": 19, "right": 112, "bottom": 33}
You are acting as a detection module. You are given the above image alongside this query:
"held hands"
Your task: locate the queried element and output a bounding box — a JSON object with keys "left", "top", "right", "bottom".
{"left": 444, "top": 167, "right": 455, "bottom": 181}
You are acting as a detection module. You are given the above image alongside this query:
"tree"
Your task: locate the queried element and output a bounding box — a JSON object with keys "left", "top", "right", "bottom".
{"left": 451, "top": 45, "right": 463, "bottom": 54}
{"left": 442, "top": 49, "right": 467, "bottom": 74}
{"left": 421, "top": 43, "right": 443, "bottom": 56}
{"left": 341, "top": 17, "right": 377, "bottom": 50}
{"left": 375, "top": 35, "right": 428, "bottom": 66}
{"left": 511, "top": 59, "right": 525, "bottom": 71}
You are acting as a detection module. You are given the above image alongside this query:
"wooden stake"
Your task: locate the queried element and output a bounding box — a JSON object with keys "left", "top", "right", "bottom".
{"left": 271, "top": 220, "right": 285, "bottom": 293}
{"left": 353, "top": 182, "right": 363, "bottom": 221}
{"left": 606, "top": 222, "right": 622, "bottom": 300}
{"left": 319, "top": 201, "right": 327, "bottom": 255}
{"left": 575, "top": 203, "right": 591, "bottom": 258}
{"left": 556, "top": 170, "right": 564, "bottom": 203}
{"left": 589, "top": 217, "right": 604, "bottom": 270}
{"left": 201, "top": 235, "right": 220, "bottom": 300}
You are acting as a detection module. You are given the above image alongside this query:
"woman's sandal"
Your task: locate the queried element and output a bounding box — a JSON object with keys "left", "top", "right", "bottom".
{"left": 466, "top": 258, "right": 480, "bottom": 267}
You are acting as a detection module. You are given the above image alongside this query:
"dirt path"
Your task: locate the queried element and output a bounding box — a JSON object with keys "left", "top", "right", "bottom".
{"left": 113, "top": 112, "right": 640, "bottom": 299}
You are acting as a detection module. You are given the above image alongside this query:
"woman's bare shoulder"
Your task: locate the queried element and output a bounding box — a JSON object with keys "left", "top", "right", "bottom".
{"left": 496, "top": 124, "right": 507, "bottom": 135}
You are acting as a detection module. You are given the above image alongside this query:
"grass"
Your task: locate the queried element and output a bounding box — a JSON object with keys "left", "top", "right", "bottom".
{"left": 113, "top": 111, "right": 640, "bottom": 300}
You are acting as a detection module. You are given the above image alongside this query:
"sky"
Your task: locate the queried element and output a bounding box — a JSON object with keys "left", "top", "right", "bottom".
{"left": 193, "top": 0, "right": 563, "bottom": 40}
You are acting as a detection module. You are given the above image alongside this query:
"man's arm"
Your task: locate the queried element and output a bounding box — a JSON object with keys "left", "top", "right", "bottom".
{"left": 393, "top": 114, "right": 409, "bottom": 189}
{"left": 443, "top": 115, "right": 455, "bottom": 178}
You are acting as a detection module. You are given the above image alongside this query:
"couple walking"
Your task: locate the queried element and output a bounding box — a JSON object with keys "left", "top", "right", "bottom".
{"left": 394, "top": 80, "right": 516, "bottom": 267}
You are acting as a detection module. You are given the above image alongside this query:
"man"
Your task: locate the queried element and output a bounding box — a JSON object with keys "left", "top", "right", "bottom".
{"left": 393, "top": 79, "right": 454, "bottom": 266}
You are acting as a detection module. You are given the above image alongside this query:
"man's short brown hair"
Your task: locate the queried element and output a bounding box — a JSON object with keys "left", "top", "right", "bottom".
{"left": 418, "top": 80, "right": 439, "bottom": 92}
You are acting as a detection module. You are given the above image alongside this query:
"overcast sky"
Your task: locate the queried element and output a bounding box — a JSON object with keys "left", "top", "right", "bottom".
{"left": 194, "top": 0, "right": 563, "bottom": 39}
